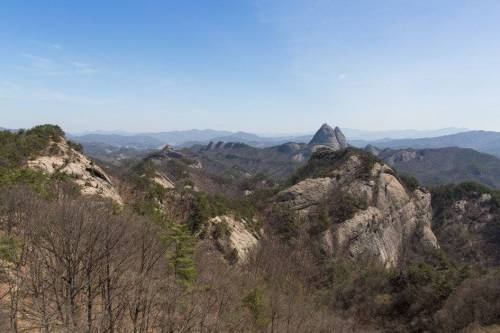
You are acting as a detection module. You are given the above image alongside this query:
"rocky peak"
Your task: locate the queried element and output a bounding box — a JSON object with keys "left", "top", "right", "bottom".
{"left": 308, "top": 123, "right": 348, "bottom": 150}
{"left": 150, "top": 144, "right": 184, "bottom": 159}
{"left": 276, "top": 148, "right": 438, "bottom": 268}
{"left": 27, "top": 137, "right": 122, "bottom": 203}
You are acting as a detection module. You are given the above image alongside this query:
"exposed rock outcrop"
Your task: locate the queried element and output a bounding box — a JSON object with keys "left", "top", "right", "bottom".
{"left": 431, "top": 184, "right": 500, "bottom": 266}
{"left": 152, "top": 144, "right": 185, "bottom": 159}
{"left": 27, "top": 138, "right": 122, "bottom": 203}
{"left": 308, "top": 123, "right": 348, "bottom": 151}
{"left": 276, "top": 148, "right": 438, "bottom": 268}
{"left": 276, "top": 177, "right": 334, "bottom": 213}
{"left": 152, "top": 172, "right": 175, "bottom": 189}
{"left": 207, "top": 215, "right": 259, "bottom": 262}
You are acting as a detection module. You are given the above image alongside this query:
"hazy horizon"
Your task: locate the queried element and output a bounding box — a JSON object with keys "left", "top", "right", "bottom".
{"left": 1, "top": 123, "right": 472, "bottom": 139}
{"left": 2, "top": 1, "right": 500, "bottom": 132}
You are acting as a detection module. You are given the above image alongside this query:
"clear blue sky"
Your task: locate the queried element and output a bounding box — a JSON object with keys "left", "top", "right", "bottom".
{"left": 1, "top": 0, "right": 500, "bottom": 133}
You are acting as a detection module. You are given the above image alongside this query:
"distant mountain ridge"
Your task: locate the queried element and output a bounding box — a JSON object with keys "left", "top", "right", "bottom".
{"left": 69, "top": 129, "right": 234, "bottom": 149}
{"left": 343, "top": 127, "right": 468, "bottom": 141}
{"left": 67, "top": 127, "right": 471, "bottom": 150}
{"left": 182, "top": 124, "right": 347, "bottom": 180}
{"left": 369, "top": 131, "right": 500, "bottom": 157}
{"left": 68, "top": 133, "right": 164, "bottom": 149}
{"left": 375, "top": 147, "right": 500, "bottom": 189}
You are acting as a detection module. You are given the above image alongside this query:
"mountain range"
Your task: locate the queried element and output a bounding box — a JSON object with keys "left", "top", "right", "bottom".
{"left": 67, "top": 127, "right": 471, "bottom": 150}
{"left": 178, "top": 123, "right": 348, "bottom": 181}
{"left": 362, "top": 130, "right": 500, "bottom": 157}
{"left": 375, "top": 147, "right": 500, "bottom": 189}
{"left": 63, "top": 124, "right": 500, "bottom": 189}
{"left": 2, "top": 123, "right": 500, "bottom": 332}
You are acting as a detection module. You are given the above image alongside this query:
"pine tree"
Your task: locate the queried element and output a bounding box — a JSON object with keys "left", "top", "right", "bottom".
{"left": 162, "top": 222, "right": 197, "bottom": 284}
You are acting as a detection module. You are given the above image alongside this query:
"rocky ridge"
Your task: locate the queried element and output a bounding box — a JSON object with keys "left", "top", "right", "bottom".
{"left": 276, "top": 148, "right": 438, "bottom": 268}
{"left": 27, "top": 138, "right": 122, "bottom": 203}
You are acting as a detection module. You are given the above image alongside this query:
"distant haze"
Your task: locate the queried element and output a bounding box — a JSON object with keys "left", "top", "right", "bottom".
{"left": 65, "top": 125, "right": 476, "bottom": 152}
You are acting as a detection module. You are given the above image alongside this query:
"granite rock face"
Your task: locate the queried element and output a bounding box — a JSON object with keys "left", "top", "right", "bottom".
{"left": 308, "top": 123, "right": 348, "bottom": 151}
{"left": 27, "top": 138, "right": 122, "bottom": 203}
{"left": 152, "top": 172, "right": 175, "bottom": 189}
{"left": 276, "top": 149, "right": 438, "bottom": 268}
{"left": 207, "top": 215, "right": 259, "bottom": 262}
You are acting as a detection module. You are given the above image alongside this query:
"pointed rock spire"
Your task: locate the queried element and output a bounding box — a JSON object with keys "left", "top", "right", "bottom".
{"left": 308, "top": 123, "right": 348, "bottom": 150}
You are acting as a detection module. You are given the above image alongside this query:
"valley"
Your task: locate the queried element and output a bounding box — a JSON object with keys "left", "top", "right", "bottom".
{"left": 3, "top": 2, "right": 500, "bottom": 331}
{"left": 1, "top": 124, "right": 499, "bottom": 332}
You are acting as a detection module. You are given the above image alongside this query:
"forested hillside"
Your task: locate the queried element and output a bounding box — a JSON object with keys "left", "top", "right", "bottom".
{"left": 0, "top": 125, "right": 499, "bottom": 332}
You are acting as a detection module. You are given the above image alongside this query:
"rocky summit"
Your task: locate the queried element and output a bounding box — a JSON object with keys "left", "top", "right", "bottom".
{"left": 276, "top": 148, "right": 438, "bottom": 268}
{"left": 2, "top": 124, "right": 500, "bottom": 332}
{"left": 308, "top": 123, "right": 348, "bottom": 150}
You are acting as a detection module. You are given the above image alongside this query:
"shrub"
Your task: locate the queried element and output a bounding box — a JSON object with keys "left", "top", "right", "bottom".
{"left": 431, "top": 181, "right": 500, "bottom": 224}
{"left": 67, "top": 140, "right": 83, "bottom": 152}
{"left": 290, "top": 147, "right": 384, "bottom": 184}
{"left": 213, "top": 220, "right": 231, "bottom": 240}
{"left": 243, "top": 287, "right": 269, "bottom": 328}
{"left": 0, "top": 167, "right": 51, "bottom": 196}
{"left": 435, "top": 270, "right": 500, "bottom": 331}
{"left": 314, "top": 190, "right": 368, "bottom": 229}
{"left": 267, "top": 206, "right": 302, "bottom": 241}
{"left": 0, "top": 235, "right": 19, "bottom": 264}
{"left": 408, "top": 263, "right": 433, "bottom": 285}
{"left": 399, "top": 174, "right": 420, "bottom": 192}
{"left": 0, "top": 124, "right": 64, "bottom": 168}
{"left": 188, "top": 192, "right": 229, "bottom": 233}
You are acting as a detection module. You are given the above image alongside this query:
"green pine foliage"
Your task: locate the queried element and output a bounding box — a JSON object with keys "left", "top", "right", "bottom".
{"left": 162, "top": 222, "right": 197, "bottom": 283}
{"left": 398, "top": 173, "right": 421, "bottom": 192}
{"left": 0, "top": 124, "right": 64, "bottom": 168}
{"left": 130, "top": 178, "right": 198, "bottom": 285}
{"left": 290, "top": 147, "right": 383, "bottom": 184}
{"left": 0, "top": 234, "right": 19, "bottom": 264}
{"left": 432, "top": 181, "right": 500, "bottom": 225}
{"left": 188, "top": 192, "right": 229, "bottom": 233}
{"left": 0, "top": 125, "right": 83, "bottom": 197}
{"left": 243, "top": 287, "right": 269, "bottom": 328}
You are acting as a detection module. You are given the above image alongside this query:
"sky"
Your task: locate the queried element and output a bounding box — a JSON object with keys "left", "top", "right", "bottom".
{"left": 1, "top": 0, "right": 500, "bottom": 134}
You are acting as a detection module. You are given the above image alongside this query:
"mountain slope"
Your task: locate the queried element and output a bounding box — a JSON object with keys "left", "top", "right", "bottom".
{"left": 28, "top": 137, "right": 122, "bottom": 203}
{"left": 275, "top": 148, "right": 438, "bottom": 268}
{"left": 373, "top": 130, "right": 500, "bottom": 157}
{"left": 377, "top": 147, "right": 500, "bottom": 189}
{"left": 76, "top": 142, "right": 154, "bottom": 165}
{"left": 431, "top": 182, "right": 500, "bottom": 266}
{"left": 3, "top": 124, "right": 500, "bottom": 332}
{"left": 0, "top": 125, "right": 122, "bottom": 202}
{"left": 186, "top": 141, "right": 306, "bottom": 180}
